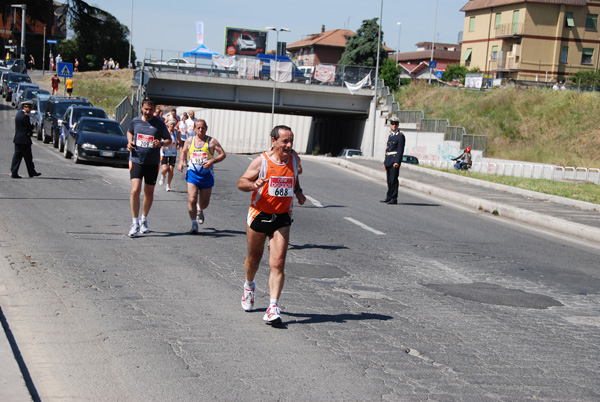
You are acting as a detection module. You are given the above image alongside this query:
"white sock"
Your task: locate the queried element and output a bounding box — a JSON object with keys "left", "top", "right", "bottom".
{"left": 141, "top": 215, "right": 147, "bottom": 222}
{"left": 245, "top": 281, "right": 255, "bottom": 289}
{"left": 132, "top": 217, "right": 139, "bottom": 225}
{"left": 270, "top": 299, "right": 278, "bottom": 307}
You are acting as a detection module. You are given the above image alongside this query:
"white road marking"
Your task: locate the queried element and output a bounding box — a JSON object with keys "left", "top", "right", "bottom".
{"left": 344, "top": 217, "right": 386, "bottom": 235}
{"left": 305, "top": 195, "right": 323, "bottom": 208}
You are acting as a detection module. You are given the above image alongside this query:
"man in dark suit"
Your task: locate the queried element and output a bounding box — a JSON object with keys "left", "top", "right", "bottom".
{"left": 380, "top": 116, "right": 405, "bottom": 205}
{"left": 10, "top": 100, "right": 41, "bottom": 179}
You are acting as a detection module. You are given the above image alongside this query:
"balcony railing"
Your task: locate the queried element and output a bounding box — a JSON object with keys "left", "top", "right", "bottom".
{"left": 495, "top": 23, "right": 524, "bottom": 37}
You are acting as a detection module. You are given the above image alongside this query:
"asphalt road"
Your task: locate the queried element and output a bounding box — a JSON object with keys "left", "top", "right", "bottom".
{"left": 1, "top": 104, "right": 600, "bottom": 401}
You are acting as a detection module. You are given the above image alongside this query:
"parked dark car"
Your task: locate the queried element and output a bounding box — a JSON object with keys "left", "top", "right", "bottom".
{"left": 402, "top": 155, "right": 419, "bottom": 165}
{"left": 2, "top": 73, "right": 31, "bottom": 101}
{"left": 11, "top": 82, "right": 39, "bottom": 107}
{"left": 42, "top": 96, "right": 92, "bottom": 148}
{"left": 17, "top": 87, "right": 50, "bottom": 108}
{"left": 0, "top": 58, "right": 27, "bottom": 74}
{"left": 27, "top": 94, "right": 52, "bottom": 139}
{"left": 59, "top": 105, "right": 108, "bottom": 152}
{"left": 63, "top": 117, "right": 129, "bottom": 167}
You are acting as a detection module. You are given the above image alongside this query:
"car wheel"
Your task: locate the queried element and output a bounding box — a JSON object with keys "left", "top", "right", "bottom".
{"left": 52, "top": 129, "right": 59, "bottom": 148}
{"left": 63, "top": 141, "right": 71, "bottom": 158}
{"left": 73, "top": 146, "right": 81, "bottom": 164}
{"left": 58, "top": 137, "right": 64, "bottom": 152}
{"left": 42, "top": 125, "right": 50, "bottom": 143}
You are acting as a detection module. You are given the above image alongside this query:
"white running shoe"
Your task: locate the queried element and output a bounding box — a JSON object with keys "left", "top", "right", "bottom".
{"left": 263, "top": 305, "right": 282, "bottom": 325}
{"left": 197, "top": 210, "right": 205, "bottom": 224}
{"left": 158, "top": 175, "right": 164, "bottom": 186}
{"left": 241, "top": 285, "right": 255, "bottom": 311}
{"left": 165, "top": 184, "right": 171, "bottom": 192}
{"left": 140, "top": 220, "right": 150, "bottom": 234}
{"left": 128, "top": 223, "right": 139, "bottom": 238}
{"left": 190, "top": 221, "right": 199, "bottom": 234}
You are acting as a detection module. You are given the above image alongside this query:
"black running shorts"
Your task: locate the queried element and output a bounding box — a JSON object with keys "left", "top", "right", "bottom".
{"left": 249, "top": 211, "right": 292, "bottom": 235}
{"left": 129, "top": 162, "right": 160, "bottom": 185}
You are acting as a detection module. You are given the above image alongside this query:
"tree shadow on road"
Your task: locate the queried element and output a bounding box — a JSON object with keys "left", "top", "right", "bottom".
{"left": 288, "top": 243, "right": 348, "bottom": 251}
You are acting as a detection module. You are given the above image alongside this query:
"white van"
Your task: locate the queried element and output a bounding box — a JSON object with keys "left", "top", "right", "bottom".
{"left": 298, "top": 66, "right": 314, "bottom": 78}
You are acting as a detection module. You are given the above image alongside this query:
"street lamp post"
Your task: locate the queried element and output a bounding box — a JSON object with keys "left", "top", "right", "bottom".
{"left": 128, "top": 0, "right": 133, "bottom": 69}
{"left": 429, "top": 0, "right": 439, "bottom": 84}
{"left": 370, "top": 0, "right": 383, "bottom": 157}
{"left": 396, "top": 22, "right": 401, "bottom": 64}
{"left": 265, "top": 27, "right": 290, "bottom": 129}
{"left": 11, "top": 4, "right": 26, "bottom": 60}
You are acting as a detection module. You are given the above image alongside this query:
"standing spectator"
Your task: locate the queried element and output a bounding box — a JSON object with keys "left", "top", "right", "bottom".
{"left": 50, "top": 57, "right": 54, "bottom": 71}
{"left": 561, "top": 82, "right": 567, "bottom": 91}
{"left": 552, "top": 82, "right": 560, "bottom": 91}
{"left": 102, "top": 58, "right": 108, "bottom": 70}
{"left": 55, "top": 54, "right": 62, "bottom": 68}
{"left": 115, "top": 62, "right": 120, "bottom": 70}
{"left": 74, "top": 58, "right": 79, "bottom": 72}
{"left": 28, "top": 54, "right": 35, "bottom": 70}
{"left": 66, "top": 77, "right": 74, "bottom": 97}
{"left": 10, "top": 101, "right": 41, "bottom": 179}
{"left": 380, "top": 116, "right": 405, "bottom": 205}
{"left": 51, "top": 73, "right": 60, "bottom": 95}
{"left": 108, "top": 58, "right": 115, "bottom": 69}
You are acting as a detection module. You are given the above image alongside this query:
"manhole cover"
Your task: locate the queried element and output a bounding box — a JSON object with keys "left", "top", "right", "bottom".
{"left": 286, "top": 263, "right": 347, "bottom": 279}
{"left": 424, "top": 282, "right": 563, "bottom": 309}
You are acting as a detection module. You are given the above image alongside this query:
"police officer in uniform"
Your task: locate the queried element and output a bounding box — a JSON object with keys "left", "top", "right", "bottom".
{"left": 10, "top": 100, "right": 41, "bottom": 179}
{"left": 381, "top": 116, "right": 405, "bottom": 204}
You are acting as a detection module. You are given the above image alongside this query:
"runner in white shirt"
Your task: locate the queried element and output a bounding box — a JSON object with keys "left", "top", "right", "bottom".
{"left": 177, "top": 112, "right": 189, "bottom": 146}
{"left": 158, "top": 120, "right": 181, "bottom": 191}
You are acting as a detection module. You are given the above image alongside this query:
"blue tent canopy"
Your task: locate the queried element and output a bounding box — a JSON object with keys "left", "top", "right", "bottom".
{"left": 183, "top": 44, "right": 221, "bottom": 58}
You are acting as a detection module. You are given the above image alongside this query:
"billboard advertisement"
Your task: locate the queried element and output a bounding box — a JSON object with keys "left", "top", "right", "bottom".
{"left": 224, "top": 27, "right": 268, "bottom": 56}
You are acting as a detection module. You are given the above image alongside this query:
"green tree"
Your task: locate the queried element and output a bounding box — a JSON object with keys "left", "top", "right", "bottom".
{"left": 56, "top": 0, "right": 134, "bottom": 71}
{"left": 442, "top": 63, "right": 468, "bottom": 82}
{"left": 380, "top": 58, "right": 400, "bottom": 91}
{"left": 339, "top": 18, "right": 388, "bottom": 67}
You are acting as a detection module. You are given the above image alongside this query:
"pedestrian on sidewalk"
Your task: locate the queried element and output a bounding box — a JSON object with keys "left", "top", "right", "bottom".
{"left": 51, "top": 73, "right": 60, "bottom": 95}
{"left": 66, "top": 77, "right": 74, "bottom": 96}
{"left": 381, "top": 116, "right": 405, "bottom": 205}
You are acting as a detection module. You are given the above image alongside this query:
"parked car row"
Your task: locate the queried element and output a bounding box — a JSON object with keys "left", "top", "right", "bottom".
{"left": 2, "top": 72, "right": 129, "bottom": 168}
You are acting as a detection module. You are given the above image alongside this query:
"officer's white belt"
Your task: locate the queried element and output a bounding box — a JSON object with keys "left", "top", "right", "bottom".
{"left": 386, "top": 152, "right": 397, "bottom": 156}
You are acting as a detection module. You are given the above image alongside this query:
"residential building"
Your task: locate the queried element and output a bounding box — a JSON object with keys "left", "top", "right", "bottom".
{"left": 286, "top": 26, "right": 355, "bottom": 66}
{"left": 395, "top": 42, "right": 462, "bottom": 81}
{"left": 1, "top": 1, "right": 67, "bottom": 63}
{"left": 460, "top": 0, "right": 600, "bottom": 83}
{"left": 287, "top": 25, "right": 394, "bottom": 66}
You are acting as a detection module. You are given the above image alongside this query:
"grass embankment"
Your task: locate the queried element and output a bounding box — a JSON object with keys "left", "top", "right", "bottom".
{"left": 32, "top": 69, "right": 134, "bottom": 116}
{"left": 396, "top": 83, "right": 600, "bottom": 169}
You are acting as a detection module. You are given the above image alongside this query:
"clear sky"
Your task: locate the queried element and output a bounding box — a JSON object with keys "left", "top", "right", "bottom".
{"left": 92, "top": 0, "right": 468, "bottom": 59}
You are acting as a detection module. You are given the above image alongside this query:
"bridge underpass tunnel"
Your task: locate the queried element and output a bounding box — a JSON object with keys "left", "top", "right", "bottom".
{"left": 307, "top": 116, "right": 367, "bottom": 156}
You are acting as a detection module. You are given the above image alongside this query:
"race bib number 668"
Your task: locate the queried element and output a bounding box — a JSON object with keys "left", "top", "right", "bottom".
{"left": 268, "top": 176, "right": 293, "bottom": 197}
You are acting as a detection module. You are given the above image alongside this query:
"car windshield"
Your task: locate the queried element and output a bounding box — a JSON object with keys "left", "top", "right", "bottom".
{"left": 54, "top": 102, "right": 90, "bottom": 117}
{"left": 8, "top": 75, "right": 31, "bottom": 84}
{"left": 73, "top": 109, "right": 108, "bottom": 121}
{"left": 348, "top": 150, "right": 362, "bottom": 156}
{"left": 80, "top": 120, "right": 124, "bottom": 136}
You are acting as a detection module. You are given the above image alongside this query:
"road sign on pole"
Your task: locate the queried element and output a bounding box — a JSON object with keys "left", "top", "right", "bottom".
{"left": 57, "top": 62, "right": 73, "bottom": 78}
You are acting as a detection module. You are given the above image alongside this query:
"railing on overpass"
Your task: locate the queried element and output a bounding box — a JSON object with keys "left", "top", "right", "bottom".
{"left": 398, "top": 110, "right": 424, "bottom": 123}
{"left": 141, "top": 48, "right": 376, "bottom": 88}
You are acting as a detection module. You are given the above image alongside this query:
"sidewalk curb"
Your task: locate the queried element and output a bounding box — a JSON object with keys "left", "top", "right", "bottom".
{"left": 306, "top": 156, "right": 600, "bottom": 244}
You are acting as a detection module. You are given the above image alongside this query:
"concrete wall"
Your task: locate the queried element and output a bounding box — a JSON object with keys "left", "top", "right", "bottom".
{"left": 176, "top": 107, "right": 313, "bottom": 154}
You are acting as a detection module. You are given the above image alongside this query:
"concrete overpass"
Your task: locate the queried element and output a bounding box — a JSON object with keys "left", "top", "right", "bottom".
{"left": 142, "top": 71, "right": 380, "bottom": 155}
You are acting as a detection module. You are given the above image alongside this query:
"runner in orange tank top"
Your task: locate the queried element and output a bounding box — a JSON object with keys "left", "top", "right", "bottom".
{"left": 237, "top": 125, "right": 306, "bottom": 325}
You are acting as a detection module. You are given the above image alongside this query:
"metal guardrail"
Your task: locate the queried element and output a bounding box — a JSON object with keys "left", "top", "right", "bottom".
{"left": 419, "top": 118, "right": 449, "bottom": 133}
{"left": 398, "top": 110, "right": 424, "bottom": 123}
{"left": 446, "top": 126, "right": 466, "bottom": 142}
{"left": 141, "top": 48, "right": 376, "bottom": 88}
{"left": 115, "top": 96, "right": 134, "bottom": 132}
{"left": 462, "top": 135, "right": 487, "bottom": 153}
